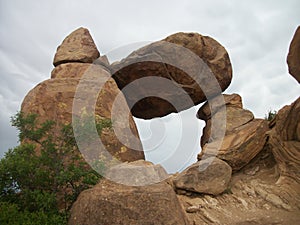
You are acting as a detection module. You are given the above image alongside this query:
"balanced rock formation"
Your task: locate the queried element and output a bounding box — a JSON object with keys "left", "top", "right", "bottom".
{"left": 22, "top": 28, "right": 144, "bottom": 163}
{"left": 112, "top": 32, "right": 232, "bottom": 119}
{"left": 287, "top": 26, "right": 300, "bottom": 83}
{"left": 198, "top": 94, "right": 269, "bottom": 171}
{"left": 68, "top": 179, "right": 190, "bottom": 225}
{"left": 173, "top": 157, "right": 232, "bottom": 195}
{"left": 53, "top": 27, "right": 100, "bottom": 66}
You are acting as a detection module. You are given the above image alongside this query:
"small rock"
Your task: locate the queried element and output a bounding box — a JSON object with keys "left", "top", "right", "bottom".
{"left": 186, "top": 205, "right": 201, "bottom": 213}
{"left": 53, "top": 27, "right": 100, "bottom": 66}
{"left": 173, "top": 157, "right": 232, "bottom": 195}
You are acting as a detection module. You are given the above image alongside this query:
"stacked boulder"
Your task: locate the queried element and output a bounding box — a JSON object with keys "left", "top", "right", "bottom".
{"left": 197, "top": 93, "right": 269, "bottom": 171}
{"left": 21, "top": 27, "right": 144, "bottom": 163}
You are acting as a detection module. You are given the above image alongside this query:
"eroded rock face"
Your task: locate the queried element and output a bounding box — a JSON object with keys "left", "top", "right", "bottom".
{"left": 68, "top": 179, "right": 190, "bottom": 225}
{"left": 198, "top": 94, "right": 268, "bottom": 171}
{"left": 53, "top": 27, "right": 100, "bottom": 66}
{"left": 287, "top": 26, "right": 300, "bottom": 83}
{"left": 112, "top": 32, "right": 232, "bottom": 119}
{"left": 22, "top": 63, "right": 144, "bottom": 162}
{"left": 173, "top": 157, "right": 232, "bottom": 195}
{"left": 268, "top": 97, "right": 300, "bottom": 184}
{"left": 198, "top": 94, "right": 254, "bottom": 147}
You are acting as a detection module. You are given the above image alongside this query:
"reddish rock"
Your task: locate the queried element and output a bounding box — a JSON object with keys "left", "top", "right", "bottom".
{"left": 201, "top": 119, "right": 269, "bottom": 171}
{"left": 22, "top": 63, "right": 144, "bottom": 163}
{"left": 268, "top": 97, "right": 300, "bottom": 184}
{"left": 105, "top": 160, "right": 169, "bottom": 186}
{"left": 53, "top": 27, "right": 100, "bottom": 66}
{"left": 112, "top": 32, "right": 232, "bottom": 119}
{"left": 198, "top": 94, "right": 254, "bottom": 147}
{"left": 287, "top": 26, "right": 300, "bottom": 83}
{"left": 68, "top": 179, "right": 190, "bottom": 225}
{"left": 173, "top": 157, "right": 232, "bottom": 195}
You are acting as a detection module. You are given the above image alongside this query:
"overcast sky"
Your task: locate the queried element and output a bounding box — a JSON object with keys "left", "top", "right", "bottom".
{"left": 0, "top": 0, "right": 299, "bottom": 173}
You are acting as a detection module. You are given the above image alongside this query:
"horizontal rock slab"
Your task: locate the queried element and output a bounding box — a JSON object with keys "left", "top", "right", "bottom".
{"left": 105, "top": 160, "right": 169, "bottom": 186}
{"left": 112, "top": 32, "right": 232, "bottom": 119}
{"left": 68, "top": 179, "right": 190, "bottom": 225}
{"left": 173, "top": 157, "right": 232, "bottom": 195}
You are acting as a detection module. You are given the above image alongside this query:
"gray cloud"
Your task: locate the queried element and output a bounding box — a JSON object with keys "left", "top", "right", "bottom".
{"left": 0, "top": 0, "right": 299, "bottom": 172}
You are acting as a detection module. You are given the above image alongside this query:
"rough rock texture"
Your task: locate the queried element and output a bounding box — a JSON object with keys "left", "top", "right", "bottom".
{"left": 53, "top": 27, "right": 100, "bottom": 66}
{"left": 68, "top": 179, "right": 190, "bottom": 225}
{"left": 105, "top": 160, "right": 169, "bottom": 186}
{"left": 112, "top": 32, "right": 232, "bottom": 119}
{"left": 287, "top": 26, "right": 300, "bottom": 83}
{"left": 179, "top": 96, "right": 300, "bottom": 224}
{"left": 198, "top": 94, "right": 254, "bottom": 147}
{"left": 201, "top": 119, "right": 269, "bottom": 171}
{"left": 178, "top": 146, "right": 300, "bottom": 225}
{"left": 22, "top": 63, "right": 144, "bottom": 162}
{"left": 268, "top": 97, "right": 300, "bottom": 184}
{"left": 173, "top": 157, "right": 232, "bottom": 195}
{"left": 197, "top": 93, "right": 243, "bottom": 120}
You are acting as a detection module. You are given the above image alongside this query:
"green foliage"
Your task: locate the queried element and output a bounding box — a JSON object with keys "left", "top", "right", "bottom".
{"left": 0, "top": 202, "right": 65, "bottom": 225}
{"left": 264, "top": 109, "right": 277, "bottom": 121}
{"left": 0, "top": 112, "right": 110, "bottom": 224}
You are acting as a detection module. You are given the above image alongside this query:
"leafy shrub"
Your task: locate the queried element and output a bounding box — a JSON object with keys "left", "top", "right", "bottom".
{"left": 0, "top": 112, "right": 111, "bottom": 224}
{"left": 264, "top": 109, "right": 277, "bottom": 121}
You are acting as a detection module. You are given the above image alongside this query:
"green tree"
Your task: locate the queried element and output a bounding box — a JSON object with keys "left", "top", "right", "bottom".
{"left": 0, "top": 112, "right": 111, "bottom": 224}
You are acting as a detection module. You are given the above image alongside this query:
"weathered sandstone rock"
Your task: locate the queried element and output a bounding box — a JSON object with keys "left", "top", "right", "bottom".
{"left": 198, "top": 94, "right": 254, "bottom": 147}
{"left": 201, "top": 119, "right": 269, "bottom": 171}
{"left": 287, "top": 26, "right": 300, "bottom": 83}
{"left": 112, "top": 32, "right": 232, "bottom": 119}
{"left": 22, "top": 63, "right": 144, "bottom": 163}
{"left": 105, "top": 160, "right": 169, "bottom": 186}
{"left": 173, "top": 157, "right": 232, "bottom": 195}
{"left": 68, "top": 179, "right": 190, "bottom": 225}
{"left": 53, "top": 27, "right": 100, "bottom": 66}
{"left": 268, "top": 97, "right": 300, "bottom": 184}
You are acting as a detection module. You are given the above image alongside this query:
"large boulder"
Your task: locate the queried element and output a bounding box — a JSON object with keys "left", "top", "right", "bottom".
{"left": 112, "top": 32, "right": 232, "bottom": 119}
{"left": 173, "top": 157, "right": 232, "bottom": 195}
{"left": 53, "top": 27, "right": 100, "bottom": 66}
{"left": 287, "top": 26, "right": 300, "bottom": 83}
{"left": 22, "top": 63, "right": 144, "bottom": 163}
{"left": 68, "top": 179, "right": 190, "bottom": 225}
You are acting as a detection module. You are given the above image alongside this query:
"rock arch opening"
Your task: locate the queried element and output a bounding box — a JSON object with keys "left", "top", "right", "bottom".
{"left": 134, "top": 105, "right": 205, "bottom": 174}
